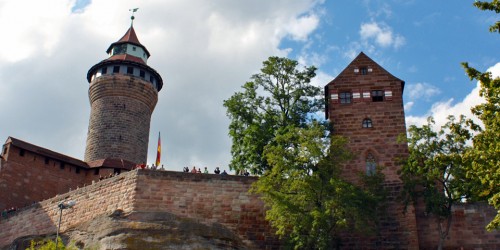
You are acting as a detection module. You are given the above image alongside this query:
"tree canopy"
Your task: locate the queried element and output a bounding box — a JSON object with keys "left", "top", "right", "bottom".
{"left": 462, "top": 0, "right": 500, "bottom": 230}
{"left": 223, "top": 56, "right": 322, "bottom": 175}
{"left": 399, "top": 116, "right": 478, "bottom": 250}
{"left": 253, "top": 123, "right": 385, "bottom": 249}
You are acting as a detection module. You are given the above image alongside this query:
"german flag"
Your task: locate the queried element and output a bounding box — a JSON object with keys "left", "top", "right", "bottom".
{"left": 155, "top": 132, "right": 161, "bottom": 166}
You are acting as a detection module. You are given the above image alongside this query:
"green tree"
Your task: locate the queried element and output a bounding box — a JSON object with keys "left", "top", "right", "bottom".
{"left": 399, "top": 116, "right": 476, "bottom": 250}
{"left": 223, "top": 56, "right": 322, "bottom": 175}
{"left": 26, "top": 237, "right": 77, "bottom": 250}
{"left": 462, "top": 0, "right": 500, "bottom": 230}
{"left": 253, "top": 123, "right": 385, "bottom": 249}
{"left": 472, "top": 0, "right": 500, "bottom": 32}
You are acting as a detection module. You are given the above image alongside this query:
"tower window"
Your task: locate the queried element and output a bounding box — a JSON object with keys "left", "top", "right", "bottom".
{"left": 94, "top": 168, "right": 100, "bottom": 175}
{"left": 360, "top": 67, "right": 368, "bottom": 75}
{"left": 339, "top": 92, "right": 352, "bottom": 104}
{"left": 113, "top": 66, "right": 120, "bottom": 73}
{"left": 371, "top": 90, "right": 384, "bottom": 102}
{"left": 19, "top": 149, "right": 25, "bottom": 157}
{"left": 362, "top": 118, "right": 373, "bottom": 128}
{"left": 132, "top": 46, "right": 136, "bottom": 51}
{"left": 101, "top": 67, "right": 107, "bottom": 74}
{"left": 76, "top": 167, "right": 80, "bottom": 174}
{"left": 45, "top": 157, "right": 49, "bottom": 164}
{"left": 149, "top": 76, "right": 154, "bottom": 83}
{"left": 140, "top": 70, "right": 145, "bottom": 78}
{"left": 366, "top": 153, "right": 376, "bottom": 175}
{"left": 127, "top": 67, "right": 134, "bottom": 74}
{"left": 60, "top": 163, "right": 65, "bottom": 170}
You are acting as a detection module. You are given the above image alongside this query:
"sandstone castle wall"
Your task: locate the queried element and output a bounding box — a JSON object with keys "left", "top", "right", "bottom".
{"left": 1, "top": 167, "right": 499, "bottom": 249}
{"left": 0, "top": 170, "right": 279, "bottom": 249}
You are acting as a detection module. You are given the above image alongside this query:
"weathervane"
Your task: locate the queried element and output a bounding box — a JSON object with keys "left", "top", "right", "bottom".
{"left": 129, "top": 8, "right": 139, "bottom": 26}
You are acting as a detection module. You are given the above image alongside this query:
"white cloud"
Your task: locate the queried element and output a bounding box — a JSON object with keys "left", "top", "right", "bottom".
{"left": 284, "top": 14, "right": 320, "bottom": 41}
{"left": 406, "top": 82, "right": 441, "bottom": 101}
{"left": 406, "top": 62, "right": 500, "bottom": 129}
{"left": 359, "top": 21, "right": 405, "bottom": 49}
{"left": 0, "top": 0, "right": 73, "bottom": 62}
{"left": 0, "top": 0, "right": 321, "bottom": 172}
{"left": 404, "top": 101, "right": 415, "bottom": 111}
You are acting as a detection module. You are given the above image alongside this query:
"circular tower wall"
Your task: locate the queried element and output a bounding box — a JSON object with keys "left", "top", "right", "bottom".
{"left": 84, "top": 74, "right": 158, "bottom": 164}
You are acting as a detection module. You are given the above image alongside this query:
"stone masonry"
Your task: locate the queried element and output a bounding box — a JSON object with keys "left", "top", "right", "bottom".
{"left": 325, "top": 52, "right": 419, "bottom": 248}
{"left": 85, "top": 74, "right": 158, "bottom": 164}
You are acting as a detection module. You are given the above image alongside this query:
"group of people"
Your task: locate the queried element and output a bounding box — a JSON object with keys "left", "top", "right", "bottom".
{"left": 183, "top": 166, "right": 229, "bottom": 175}
{"left": 135, "top": 163, "right": 165, "bottom": 170}
{"left": 134, "top": 163, "right": 251, "bottom": 177}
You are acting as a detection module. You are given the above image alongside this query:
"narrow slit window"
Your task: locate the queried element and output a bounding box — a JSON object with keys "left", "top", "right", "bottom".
{"left": 366, "top": 153, "right": 376, "bottom": 175}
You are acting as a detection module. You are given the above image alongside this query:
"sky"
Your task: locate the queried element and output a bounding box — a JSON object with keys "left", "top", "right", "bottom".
{"left": 0, "top": 0, "right": 498, "bottom": 172}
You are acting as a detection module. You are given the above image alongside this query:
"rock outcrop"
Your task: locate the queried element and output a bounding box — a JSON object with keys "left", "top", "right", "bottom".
{"left": 6, "top": 210, "right": 248, "bottom": 250}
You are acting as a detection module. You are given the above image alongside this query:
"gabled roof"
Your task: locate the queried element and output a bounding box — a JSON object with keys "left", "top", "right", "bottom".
{"left": 105, "top": 26, "right": 151, "bottom": 58}
{"left": 4, "top": 137, "right": 88, "bottom": 168}
{"left": 3, "top": 137, "right": 135, "bottom": 170}
{"left": 325, "top": 52, "right": 405, "bottom": 90}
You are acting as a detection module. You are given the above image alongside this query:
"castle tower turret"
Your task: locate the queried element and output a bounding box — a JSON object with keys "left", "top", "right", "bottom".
{"left": 84, "top": 18, "right": 163, "bottom": 164}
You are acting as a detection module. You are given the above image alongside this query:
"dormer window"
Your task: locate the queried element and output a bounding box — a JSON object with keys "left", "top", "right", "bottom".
{"left": 112, "top": 44, "right": 127, "bottom": 55}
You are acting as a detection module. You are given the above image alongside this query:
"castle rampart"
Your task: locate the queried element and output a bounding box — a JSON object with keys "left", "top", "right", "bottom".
{"left": 0, "top": 170, "right": 280, "bottom": 249}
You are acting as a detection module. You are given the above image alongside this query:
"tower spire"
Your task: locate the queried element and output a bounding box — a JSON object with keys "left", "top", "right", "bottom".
{"left": 129, "top": 8, "right": 139, "bottom": 27}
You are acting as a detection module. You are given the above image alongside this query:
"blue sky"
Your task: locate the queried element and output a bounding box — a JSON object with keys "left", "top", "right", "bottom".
{"left": 0, "top": 0, "right": 498, "bottom": 171}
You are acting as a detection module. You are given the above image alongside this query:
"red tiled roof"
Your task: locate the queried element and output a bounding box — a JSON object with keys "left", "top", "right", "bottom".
{"left": 106, "top": 26, "right": 151, "bottom": 58}
{"left": 4, "top": 137, "right": 88, "bottom": 168}
{"left": 3, "top": 137, "right": 136, "bottom": 171}
{"left": 86, "top": 158, "right": 136, "bottom": 170}
{"left": 118, "top": 26, "right": 141, "bottom": 45}
{"left": 106, "top": 54, "right": 145, "bottom": 64}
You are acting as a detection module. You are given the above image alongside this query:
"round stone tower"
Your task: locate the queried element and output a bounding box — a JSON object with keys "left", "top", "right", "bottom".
{"left": 84, "top": 20, "right": 163, "bottom": 165}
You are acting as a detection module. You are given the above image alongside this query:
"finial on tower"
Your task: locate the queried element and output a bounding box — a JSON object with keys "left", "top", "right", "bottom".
{"left": 129, "top": 8, "right": 139, "bottom": 26}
